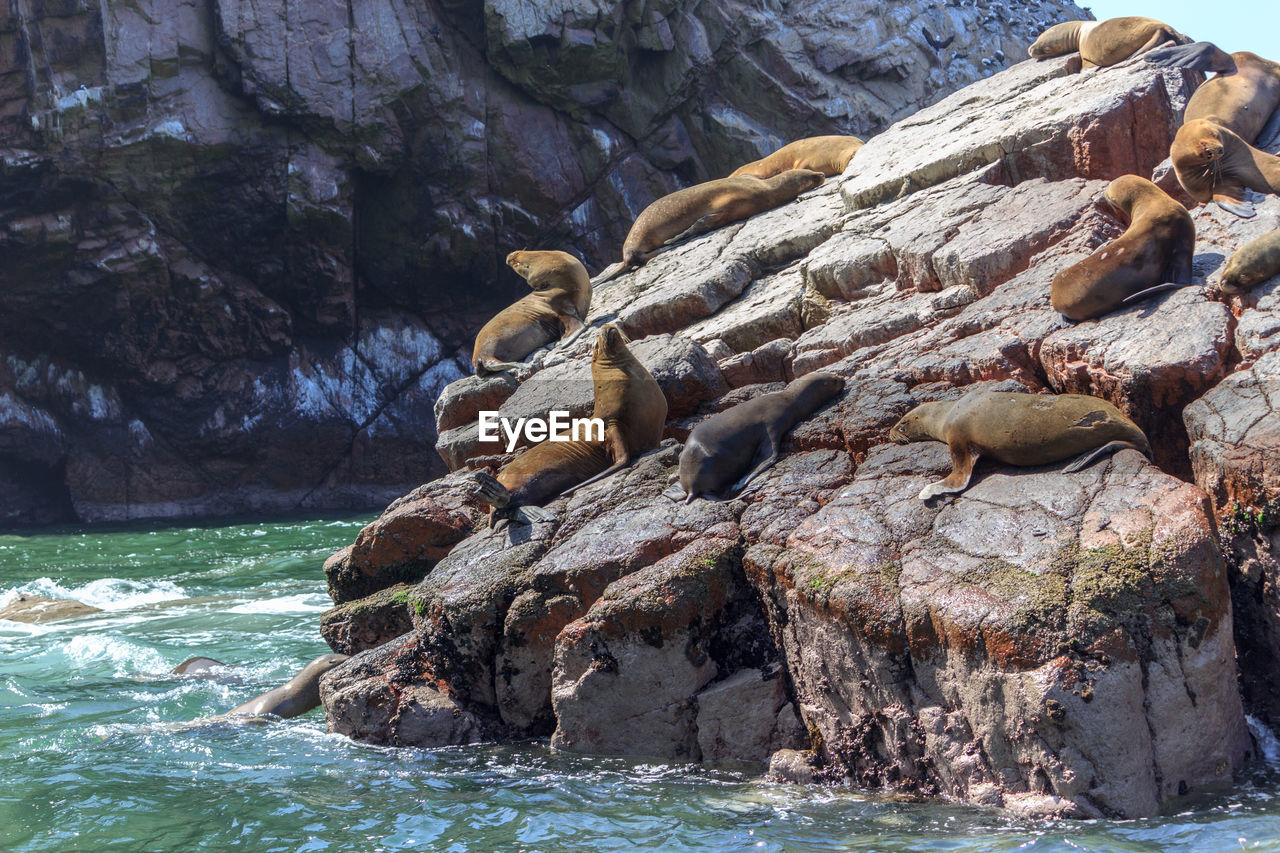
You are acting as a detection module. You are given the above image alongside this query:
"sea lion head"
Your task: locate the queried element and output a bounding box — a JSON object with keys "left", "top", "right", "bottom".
{"left": 1173, "top": 119, "right": 1225, "bottom": 168}
{"left": 592, "top": 323, "right": 632, "bottom": 361}
{"left": 789, "top": 372, "right": 845, "bottom": 410}
{"left": 1027, "top": 21, "right": 1080, "bottom": 59}
{"left": 506, "top": 249, "right": 584, "bottom": 292}
{"left": 1102, "top": 174, "right": 1162, "bottom": 220}
{"left": 888, "top": 401, "right": 950, "bottom": 445}
{"left": 780, "top": 168, "right": 827, "bottom": 193}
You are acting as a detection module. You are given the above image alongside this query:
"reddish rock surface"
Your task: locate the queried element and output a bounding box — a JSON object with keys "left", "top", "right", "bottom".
{"left": 319, "top": 584, "right": 415, "bottom": 656}
{"left": 313, "top": 56, "right": 1280, "bottom": 818}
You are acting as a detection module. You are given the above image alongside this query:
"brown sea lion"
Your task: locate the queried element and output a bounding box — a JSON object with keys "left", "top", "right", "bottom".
{"left": 473, "top": 439, "right": 611, "bottom": 528}
{"left": 596, "top": 170, "right": 825, "bottom": 283}
{"left": 1028, "top": 17, "right": 1187, "bottom": 68}
{"left": 1147, "top": 45, "right": 1280, "bottom": 217}
{"left": 729, "top": 136, "right": 865, "bottom": 179}
{"left": 1170, "top": 119, "right": 1280, "bottom": 217}
{"left": 473, "top": 323, "right": 667, "bottom": 525}
{"left": 1050, "top": 175, "right": 1195, "bottom": 321}
{"left": 1220, "top": 229, "right": 1280, "bottom": 294}
{"left": 888, "top": 391, "right": 1151, "bottom": 501}
{"left": 472, "top": 250, "right": 592, "bottom": 375}
{"left": 226, "top": 653, "right": 349, "bottom": 719}
{"left": 674, "top": 373, "right": 845, "bottom": 502}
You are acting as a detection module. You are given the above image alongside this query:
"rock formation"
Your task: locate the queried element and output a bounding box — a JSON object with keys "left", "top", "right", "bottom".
{"left": 315, "top": 53, "right": 1280, "bottom": 819}
{"left": 0, "top": 0, "right": 1086, "bottom": 524}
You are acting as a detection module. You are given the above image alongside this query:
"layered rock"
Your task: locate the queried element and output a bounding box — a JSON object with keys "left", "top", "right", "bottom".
{"left": 314, "top": 51, "right": 1280, "bottom": 818}
{"left": 0, "top": 0, "right": 1087, "bottom": 525}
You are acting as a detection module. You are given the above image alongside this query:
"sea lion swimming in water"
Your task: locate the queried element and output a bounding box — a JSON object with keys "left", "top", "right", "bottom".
{"left": 473, "top": 324, "right": 667, "bottom": 527}
{"left": 729, "top": 137, "right": 864, "bottom": 179}
{"left": 595, "top": 170, "right": 825, "bottom": 284}
{"left": 472, "top": 250, "right": 592, "bottom": 375}
{"left": 889, "top": 391, "right": 1151, "bottom": 501}
{"left": 1050, "top": 175, "right": 1195, "bottom": 321}
{"left": 223, "top": 653, "right": 350, "bottom": 719}
{"left": 1028, "top": 17, "right": 1188, "bottom": 68}
{"left": 1147, "top": 44, "right": 1280, "bottom": 217}
{"left": 673, "top": 373, "right": 844, "bottom": 503}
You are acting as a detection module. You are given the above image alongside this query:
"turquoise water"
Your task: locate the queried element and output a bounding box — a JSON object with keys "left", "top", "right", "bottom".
{"left": 4, "top": 518, "right": 1280, "bottom": 852}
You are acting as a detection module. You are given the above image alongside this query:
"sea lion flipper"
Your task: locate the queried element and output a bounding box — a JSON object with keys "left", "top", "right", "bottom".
{"left": 557, "top": 321, "right": 588, "bottom": 350}
{"left": 592, "top": 262, "right": 629, "bottom": 288}
{"left": 1120, "top": 283, "right": 1184, "bottom": 305}
{"left": 665, "top": 214, "right": 723, "bottom": 246}
{"left": 1061, "top": 440, "right": 1145, "bottom": 473}
{"left": 477, "top": 358, "right": 531, "bottom": 375}
{"left": 473, "top": 471, "right": 511, "bottom": 509}
{"left": 1144, "top": 41, "right": 1237, "bottom": 74}
{"left": 510, "top": 505, "right": 555, "bottom": 525}
{"left": 918, "top": 443, "right": 979, "bottom": 501}
{"left": 661, "top": 482, "right": 687, "bottom": 503}
{"left": 559, "top": 461, "right": 627, "bottom": 497}
{"left": 1214, "top": 193, "right": 1256, "bottom": 218}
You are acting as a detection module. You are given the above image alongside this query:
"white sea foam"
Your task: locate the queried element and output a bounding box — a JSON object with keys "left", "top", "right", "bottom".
{"left": 60, "top": 635, "right": 169, "bottom": 677}
{"left": 226, "top": 593, "right": 330, "bottom": 614}
{"left": 0, "top": 577, "right": 186, "bottom": 612}
{"left": 1247, "top": 715, "right": 1280, "bottom": 766}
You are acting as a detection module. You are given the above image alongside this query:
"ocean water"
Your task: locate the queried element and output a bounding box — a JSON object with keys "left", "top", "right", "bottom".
{"left": 3, "top": 518, "right": 1280, "bottom": 853}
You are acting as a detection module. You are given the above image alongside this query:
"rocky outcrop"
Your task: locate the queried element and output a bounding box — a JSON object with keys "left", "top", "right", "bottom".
{"left": 313, "top": 50, "right": 1280, "bottom": 819}
{"left": 0, "top": 0, "right": 1087, "bottom": 525}
{"left": 319, "top": 583, "right": 415, "bottom": 656}
{"left": 0, "top": 593, "right": 102, "bottom": 623}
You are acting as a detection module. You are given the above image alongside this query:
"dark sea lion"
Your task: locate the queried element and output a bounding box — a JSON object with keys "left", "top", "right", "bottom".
{"left": 0, "top": 593, "right": 102, "bottom": 623}
{"left": 226, "top": 653, "right": 350, "bottom": 719}
{"left": 1146, "top": 46, "right": 1280, "bottom": 217}
{"left": 675, "top": 373, "right": 844, "bottom": 502}
{"left": 1050, "top": 175, "right": 1195, "bottom": 321}
{"left": 473, "top": 323, "right": 667, "bottom": 525}
{"left": 729, "top": 137, "right": 864, "bottom": 179}
{"left": 1028, "top": 17, "right": 1187, "bottom": 67}
{"left": 596, "top": 170, "right": 825, "bottom": 283}
{"left": 472, "top": 250, "right": 592, "bottom": 375}
{"left": 1220, "top": 229, "right": 1280, "bottom": 294}
{"left": 888, "top": 390, "right": 1151, "bottom": 501}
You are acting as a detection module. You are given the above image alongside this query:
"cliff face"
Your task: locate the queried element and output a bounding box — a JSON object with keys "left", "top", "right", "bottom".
{"left": 316, "top": 54, "right": 1280, "bottom": 819}
{"left": 0, "top": 0, "right": 1086, "bottom": 524}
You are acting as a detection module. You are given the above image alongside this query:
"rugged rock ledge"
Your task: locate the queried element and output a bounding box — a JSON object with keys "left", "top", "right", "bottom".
{"left": 0, "top": 0, "right": 1086, "bottom": 525}
{"left": 320, "top": 54, "right": 1280, "bottom": 817}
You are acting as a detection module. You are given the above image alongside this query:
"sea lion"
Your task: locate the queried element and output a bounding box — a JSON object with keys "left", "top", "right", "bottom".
{"left": 729, "top": 137, "right": 864, "bottom": 179}
{"left": 473, "top": 439, "right": 611, "bottom": 528}
{"left": 1220, "top": 229, "right": 1280, "bottom": 294}
{"left": 596, "top": 170, "right": 825, "bottom": 283}
{"left": 473, "top": 323, "right": 667, "bottom": 525}
{"left": 1050, "top": 175, "right": 1195, "bottom": 321}
{"left": 1169, "top": 119, "right": 1280, "bottom": 217}
{"left": 226, "top": 653, "right": 349, "bottom": 719}
{"left": 472, "top": 250, "right": 592, "bottom": 375}
{"left": 1146, "top": 45, "right": 1280, "bottom": 217}
{"left": 172, "top": 657, "right": 232, "bottom": 676}
{"left": 1028, "top": 17, "right": 1187, "bottom": 68}
{"left": 674, "top": 373, "right": 845, "bottom": 502}
{"left": 888, "top": 391, "right": 1151, "bottom": 501}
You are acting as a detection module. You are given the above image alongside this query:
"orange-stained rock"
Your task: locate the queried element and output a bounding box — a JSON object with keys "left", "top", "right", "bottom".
{"left": 323, "top": 470, "right": 484, "bottom": 604}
